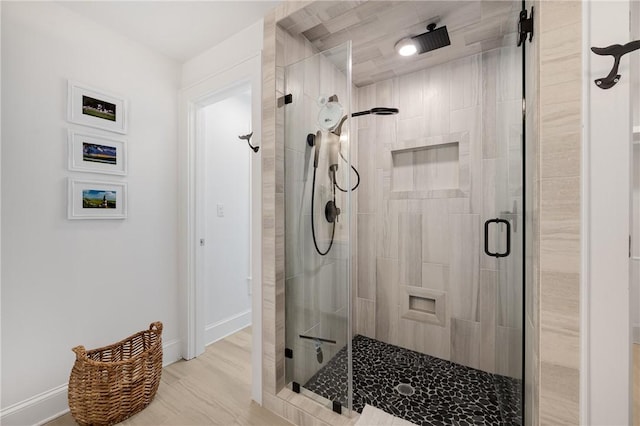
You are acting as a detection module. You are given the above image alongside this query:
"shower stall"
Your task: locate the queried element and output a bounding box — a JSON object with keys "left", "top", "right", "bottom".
{"left": 282, "top": 2, "right": 525, "bottom": 424}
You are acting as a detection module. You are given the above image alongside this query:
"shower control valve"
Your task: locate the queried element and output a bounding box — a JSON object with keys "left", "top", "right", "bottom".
{"left": 325, "top": 200, "right": 340, "bottom": 223}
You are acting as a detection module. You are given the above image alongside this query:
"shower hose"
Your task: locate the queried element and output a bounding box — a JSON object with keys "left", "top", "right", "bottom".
{"left": 310, "top": 147, "right": 361, "bottom": 256}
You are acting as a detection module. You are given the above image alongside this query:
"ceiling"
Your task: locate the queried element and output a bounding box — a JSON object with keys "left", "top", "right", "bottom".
{"left": 279, "top": 1, "right": 519, "bottom": 87}
{"left": 58, "top": 1, "right": 280, "bottom": 63}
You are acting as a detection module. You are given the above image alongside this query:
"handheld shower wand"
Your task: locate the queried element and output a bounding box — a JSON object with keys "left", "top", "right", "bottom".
{"left": 307, "top": 95, "right": 399, "bottom": 256}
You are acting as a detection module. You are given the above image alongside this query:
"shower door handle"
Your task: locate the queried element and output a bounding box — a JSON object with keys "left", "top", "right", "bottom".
{"left": 484, "top": 218, "right": 511, "bottom": 258}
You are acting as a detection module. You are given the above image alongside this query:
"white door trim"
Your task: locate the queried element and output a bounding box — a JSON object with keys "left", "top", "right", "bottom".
{"left": 583, "top": 1, "right": 632, "bottom": 423}
{"left": 178, "top": 53, "right": 262, "bottom": 403}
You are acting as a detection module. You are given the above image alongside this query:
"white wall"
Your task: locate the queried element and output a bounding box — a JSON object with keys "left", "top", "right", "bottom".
{"left": 181, "top": 19, "right": 264, "bottom": 88}
{"left": 584, "top": 1, "right": 632, "bottom": 424}
{"left": 1, "top": 2, "right": 180, "bottom": 424}
{"left": 0, "top": 0, "right": 3, "bottom": 416}
{"left": 203, "top": 91, "right": 252, "bottom": 344}
{"left": 631, "top": 0, "right": 640, "bottom": 344}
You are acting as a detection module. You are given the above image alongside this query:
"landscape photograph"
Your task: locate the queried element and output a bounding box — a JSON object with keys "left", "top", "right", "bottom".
{"left": 83, "top": 142, "right": 117, "bottom": 165}
{"left": 82, "top": 189, "right": 116, "bottom": 209}
{"left": 82, "top": 95, "right": 116, "bottom": 121}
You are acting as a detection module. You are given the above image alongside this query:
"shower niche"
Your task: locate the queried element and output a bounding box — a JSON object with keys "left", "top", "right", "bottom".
{"left": 390, "top": 133, "right": 469, "bottom": 198}
{"left": 280, "top": 1, "right": 525, "bottom": 425}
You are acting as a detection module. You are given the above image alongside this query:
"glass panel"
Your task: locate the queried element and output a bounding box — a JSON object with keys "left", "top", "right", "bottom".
{"left": 491, "top": 27, "right": 524, "bottom": 426}
{"left": 283, "top": 42, "right": 352, "bottom": 413}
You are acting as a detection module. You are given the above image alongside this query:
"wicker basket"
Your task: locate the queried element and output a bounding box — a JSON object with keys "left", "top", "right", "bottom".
{"left": 68, "top": 322, "right": 163, "bottom": 426}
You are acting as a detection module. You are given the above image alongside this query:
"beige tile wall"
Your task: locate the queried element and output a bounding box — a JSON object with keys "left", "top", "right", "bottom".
{"left": 537, "top": 1, "right": 582, "bottom": 425}
{"left": 354, "top": 46, "right": 523, "bottom": 378}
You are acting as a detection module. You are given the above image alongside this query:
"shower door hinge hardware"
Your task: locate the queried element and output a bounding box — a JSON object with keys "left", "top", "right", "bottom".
{"left": 285, "top": 347, "right": 293, "bottom": 359}
{"left": 200, "top": 238, "right": 205, "bottom": 246}
{"left": 278, "top": 94, "right": 293, "bottom": 107}
{"left": 332, "top": 401, "right": 342, "bottom": 415}
{"left": 517, "top": 7, "right": 534, "bottom": 47}
{"left": 292, "top": 382, "right": 300, "bottom": 393}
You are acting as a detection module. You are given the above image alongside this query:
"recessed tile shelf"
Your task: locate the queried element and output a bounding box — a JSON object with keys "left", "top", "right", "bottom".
{"left": 390, "top": 132, "right": 470, "bottom": 199}
{"left": 401, "top": 285, "right": 447, "bottom": 327}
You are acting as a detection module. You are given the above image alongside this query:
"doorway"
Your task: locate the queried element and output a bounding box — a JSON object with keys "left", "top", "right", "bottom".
{"left": 179, "top": 54, "right": 262, "bottom": 403}
{"left": 198, "top": 87, "right": 252, "bottom": 346}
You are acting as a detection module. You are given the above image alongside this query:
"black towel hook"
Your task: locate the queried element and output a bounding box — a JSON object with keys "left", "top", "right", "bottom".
{"left": 591, "top": 40, "right": 640, "bottom": 89}
{"left": 238, "top": 131, "right": 259, "bottom": 153}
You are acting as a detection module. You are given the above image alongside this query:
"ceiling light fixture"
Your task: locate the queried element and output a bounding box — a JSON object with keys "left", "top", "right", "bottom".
{"left": 395, "top": 38, "right": 417, "bottom": 56}
{"left": 395, "top": 23, "right": 451, "bottom": 57}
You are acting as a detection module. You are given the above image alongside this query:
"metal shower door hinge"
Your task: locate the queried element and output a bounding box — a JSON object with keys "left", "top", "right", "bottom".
{"left": 517, "top": 7, "right": 534, "bottom": 47}
{"left": 277, "top": 93, "right": 293, "bottom": 107}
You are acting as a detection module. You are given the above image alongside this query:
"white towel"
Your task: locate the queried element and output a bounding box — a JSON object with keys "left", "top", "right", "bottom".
{"left": 354, "top": 405, "right": 418, "bottom": 426}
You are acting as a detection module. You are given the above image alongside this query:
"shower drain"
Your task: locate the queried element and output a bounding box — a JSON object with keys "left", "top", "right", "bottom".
{"left": 395, "top": 383, "right": 415, "bottom": 396}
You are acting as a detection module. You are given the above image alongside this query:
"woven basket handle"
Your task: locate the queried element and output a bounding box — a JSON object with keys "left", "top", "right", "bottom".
{"left": 150, "top": 321, "right": 163, "bottom": 335}
{"left": 72, "top": 345, "right": 87, "bottom": 360}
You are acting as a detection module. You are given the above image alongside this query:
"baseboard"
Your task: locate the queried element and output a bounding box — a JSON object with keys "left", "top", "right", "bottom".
{"left": 1, "top": 339, "right": 183, "bottom": 426}
{"left": 205, "top": 309, "right": 251, "bottom": 346}
{"left": 0, "top": 384, "right": 68, "bottom": 426}
{"left": 162, "top": 338, "right": 183, "bottom": 367}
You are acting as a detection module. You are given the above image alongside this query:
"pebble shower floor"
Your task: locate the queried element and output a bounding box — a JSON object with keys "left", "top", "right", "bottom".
{"left": 304, "top": 335, "right": 521, "bottom": 426}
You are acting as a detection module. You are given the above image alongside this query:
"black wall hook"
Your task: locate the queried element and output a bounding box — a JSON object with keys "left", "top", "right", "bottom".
{"left": 591, "top": 40, "right": 640, "bottom": 89}
{"left": 238, "top": 131, "right": 259, "bottom": 153}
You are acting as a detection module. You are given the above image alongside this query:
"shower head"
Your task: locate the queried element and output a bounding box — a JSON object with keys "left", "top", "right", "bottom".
{"left": 352, "top": 107, "right": 399, "bottom": 117}
{"left": 411, "top": 23, "right": 451, "bottom": 54}
{"left": 332, "top": 107, "right": 399, "bottom": 136}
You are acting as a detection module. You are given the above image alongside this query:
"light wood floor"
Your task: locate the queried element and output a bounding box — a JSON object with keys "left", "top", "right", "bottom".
{"left": 45, "top": 339, "right": 640, "bottom": 425}
{"left": 48, "top": 327, "right": 292, "bottom": 426}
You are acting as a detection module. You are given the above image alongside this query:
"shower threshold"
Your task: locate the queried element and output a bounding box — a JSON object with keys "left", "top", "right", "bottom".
{"left": 304, "top": 335, "right": 521, "bottom": 426}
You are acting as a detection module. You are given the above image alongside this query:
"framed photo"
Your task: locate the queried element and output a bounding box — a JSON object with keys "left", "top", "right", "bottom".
{"left": 68, "top": 130, "right": 127, "bottom": 175}
{"left": 68, "top": 179, "right": 127, "bottom": 220}
{"left": 68, "top": 81, "right": 128, "bottom": 134}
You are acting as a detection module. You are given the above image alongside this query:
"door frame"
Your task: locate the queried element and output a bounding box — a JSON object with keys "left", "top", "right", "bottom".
{"left": 178, "top": 53, "right": 262, "bottom": 403}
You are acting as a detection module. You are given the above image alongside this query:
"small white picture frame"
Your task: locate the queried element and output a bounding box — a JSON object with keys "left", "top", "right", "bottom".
{"left": 68, "top": 178, "right": 127, "bottom": 220}
{"left": 68, "top": 81, "right": 128, "bottom": 134}
{"left": 68, "top": 130, "right": 127, "bottom": 176}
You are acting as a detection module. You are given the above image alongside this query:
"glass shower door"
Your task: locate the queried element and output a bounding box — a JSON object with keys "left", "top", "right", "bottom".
{"left": 483, "top": 40, "right": 524, "bottom": 424}
{"left": 283, "top": 42, "right": 353, "bottom": 413}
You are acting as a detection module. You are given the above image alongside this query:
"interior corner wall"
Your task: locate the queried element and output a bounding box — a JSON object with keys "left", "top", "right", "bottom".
{"left": 1, "top": 2, "right": 180, "bottom": 424}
